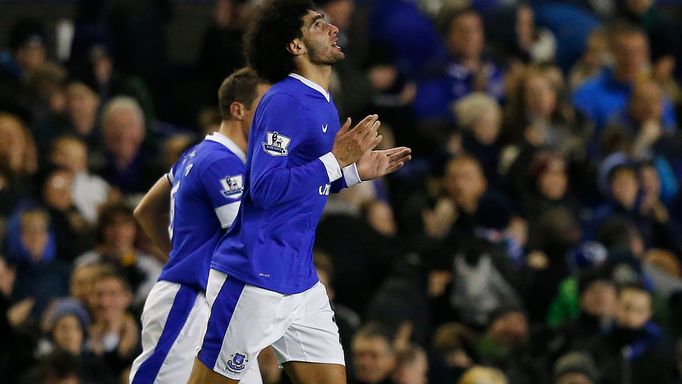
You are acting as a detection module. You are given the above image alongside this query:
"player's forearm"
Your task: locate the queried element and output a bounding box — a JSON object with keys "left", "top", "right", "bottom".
{"left": 134, "top": 176, "right": 172, "bottom": 259}
{"left": 138, "top": 212, "right": 172, "bottom": 259}
{"left": 250, "top": 153, "right": 340, "bottom": 208}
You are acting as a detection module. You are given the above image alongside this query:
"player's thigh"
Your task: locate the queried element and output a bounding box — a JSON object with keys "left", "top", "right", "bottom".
{"left": 282, "top": 361, "right": 346, "bottom": 384}
{"left": 130, "top": 281, "right": 207, "bottom": 383}
{"left": 197, "top": 269, "right": 285, "bottom": 381}
{"left": 271, "top": 282, "right": 345, "bottom": 367}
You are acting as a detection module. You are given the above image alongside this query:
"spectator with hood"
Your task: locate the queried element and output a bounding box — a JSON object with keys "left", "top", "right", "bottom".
{"left": 7, "top": 208, "right": 70, "bottom": 322}
{"left": 39, "top": 298, "right": 114, "bottom": 383}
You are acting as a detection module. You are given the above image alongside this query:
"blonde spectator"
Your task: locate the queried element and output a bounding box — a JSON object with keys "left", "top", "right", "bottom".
{"left": 0, "top": 112, "right": 38, "bottom": 178}
{"left": 452, "top": 93, "right": 504, "bottom": 183}
{"left": 50, "top": 135, "right": 112, "bottom": 224}
{"left": 453, "top": 92, "right": 501, "bottom": 147}
{"left": 70, "top": 262, "right": 106, "bottom": 306}
{"left": 458, "top": 366, "right": 508, "bottom": 384}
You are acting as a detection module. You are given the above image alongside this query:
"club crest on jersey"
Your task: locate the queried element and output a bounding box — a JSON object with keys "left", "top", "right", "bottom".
{"left": 226, "top": 353, "right": 247, "bottom": 372}
{"left": 263, "top": 131, "right": 290, "bottom": 156}
{"left": 220, "top": 175, "right": 243, "bottom": 198}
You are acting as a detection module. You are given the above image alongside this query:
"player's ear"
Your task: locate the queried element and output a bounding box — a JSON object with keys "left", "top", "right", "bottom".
{"left": 287, "top": 38, "right": 305, "bottom": 56}
{"left": 230, "top": 102, "right": 245, "bottom": 120}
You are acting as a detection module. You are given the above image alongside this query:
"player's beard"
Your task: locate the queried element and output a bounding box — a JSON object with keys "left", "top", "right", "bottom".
{"left": 305, "top": 37, "right": 345, "bottom": 65}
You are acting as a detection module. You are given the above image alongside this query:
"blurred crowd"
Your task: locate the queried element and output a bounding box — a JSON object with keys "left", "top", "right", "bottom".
{"left": 1, "top": 0, "right": 682, "bottom": 383}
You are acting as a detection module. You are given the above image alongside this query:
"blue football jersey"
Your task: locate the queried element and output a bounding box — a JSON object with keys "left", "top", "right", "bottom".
{"left": 158, "top": 133, "right": 247, "bottom": 291}
{"left": 211, "top": 74, "right": 361, "bottom": 294}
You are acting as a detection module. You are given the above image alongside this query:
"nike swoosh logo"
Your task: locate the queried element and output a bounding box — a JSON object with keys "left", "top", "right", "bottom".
{"left": 322, "top": 124, "right": 328, "bottom": 133}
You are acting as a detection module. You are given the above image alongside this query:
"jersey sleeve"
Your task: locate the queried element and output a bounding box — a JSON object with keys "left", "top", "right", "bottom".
{"left": 330, "top": 163, "right": 362, "bottom": 193}
{"left": 200, "top": 158, "right": 245, "bottom": 229}
{"left": 249, "top": 93, "right": 344, "bottom": 209}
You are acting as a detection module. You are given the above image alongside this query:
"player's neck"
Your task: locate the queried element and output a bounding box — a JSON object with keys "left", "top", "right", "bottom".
{"left": 218, "top": 122, "right": 247, "bottom": 154}
{"left": 294, "top": 63, "right": 332, "bottom": 91}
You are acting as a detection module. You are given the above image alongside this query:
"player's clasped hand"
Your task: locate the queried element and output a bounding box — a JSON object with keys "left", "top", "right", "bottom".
{"left": 332, "top": 114, "right": 383, "bottom": 167}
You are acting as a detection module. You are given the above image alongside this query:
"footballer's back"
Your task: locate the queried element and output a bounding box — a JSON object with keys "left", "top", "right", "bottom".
{"left": 159, "top": 133, "right": 246, "bottom": 292}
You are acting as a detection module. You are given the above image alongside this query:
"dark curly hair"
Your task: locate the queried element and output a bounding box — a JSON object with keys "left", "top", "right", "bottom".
{"left": 244, "top": 0, "right": 316, "bottom": 83}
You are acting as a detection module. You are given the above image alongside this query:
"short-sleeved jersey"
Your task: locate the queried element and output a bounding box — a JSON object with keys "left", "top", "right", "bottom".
{"left": 158, "top": 133, "right": 246, "bottom": 292}
{"left": 211, "top": 74, "right": 360, "bottom": 294}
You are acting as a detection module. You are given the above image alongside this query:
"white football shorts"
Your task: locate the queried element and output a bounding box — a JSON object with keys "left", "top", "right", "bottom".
{"left": 129, "top": 280, "right": 263, "bottom": 383}
{"left": 197, "top": 269, "right": 345, "bottom": 381}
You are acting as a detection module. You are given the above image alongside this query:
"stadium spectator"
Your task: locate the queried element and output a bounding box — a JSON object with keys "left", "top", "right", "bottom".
{"left": 0, "top": 19, "right": 47, "bottom": 106}
{"left": 551, "top": 352, "right": 599, "bottom": 384}
{"left": 572, "top": 23, "right": 677, "bottom": 134}
{"left": 591, "top": 284, "right": 675, "bottom": 384}
{"left": 453, "top": 93, "right": 503, "bottom": 186}
{"left": 7, "top": 208, "right": 70, "bottom": 321}
{"left": 0, "top": 0, "right": 681, "bottom": 382}
{"left": 392, "top": 343, "right": 428, "bottom": 384}
{"left": 96, "top": 96, "right": 156, "bottom": 195}
{"left": 524, "top": 207, "right": 582, "bottom": 323}
{"left": 476, "top": 307, "right": 543, "bottom": 383}
{"left": 457, "top": 366, "right": 508, "bottom": 384}
{"left": 414, "top": 7, "right": 504, "bottom": 122}
{"left": 0, "top": 113, "right": 38, "bottom": 219}
{"left": 568, "top": 28, "right": 609, "bottom": 92}
{"left": 32, "top": 79, "right": 101, "bottom": 153}
{"left": 69, "top": 262, "right": 103, "bottom": 306}
{"left": 521, "top": 152, "right": 580, "bottom": 222}
{"left": 86, "top": 268, "right": 139, "bottom": 376}
{"left": 431, "top": 323, "right": 478, "bottom": 382}
{"left": 42, "top": 298, "right": 114, "bottom": 383}
{"left": 75, "top": 203, "right": 162, "bottom": 307}
{"left": 350, "top": 323, "right": 398, "bottom": 384}
{"left": 40, "top": 167, "right": 93, "bottom": 261}
{"left": 547, "top": 267, "right": 618, "bottom": 363}
{"left": 50, "top": 135, "right": 113, "bottom": 224}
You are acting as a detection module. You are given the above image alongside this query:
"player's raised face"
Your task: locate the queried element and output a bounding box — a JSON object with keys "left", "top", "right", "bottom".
{"left": 300, "top": 10, "right": 345, "bottom": 65}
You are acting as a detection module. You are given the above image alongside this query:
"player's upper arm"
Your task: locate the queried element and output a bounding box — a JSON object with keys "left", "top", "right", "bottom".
{"left": 201, "top": 158, "right": 245, "bottom": 229}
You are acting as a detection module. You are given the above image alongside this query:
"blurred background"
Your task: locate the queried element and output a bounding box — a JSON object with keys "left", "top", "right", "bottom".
{"left": 1, "top": 0, "right": 682, "bottom": 383}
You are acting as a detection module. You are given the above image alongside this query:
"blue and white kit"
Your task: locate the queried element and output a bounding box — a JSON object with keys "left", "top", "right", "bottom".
{"left": 129, "top": 133, "right": 262, "bottom": 384}
{"left": 199, "top": 74, "right": 361, "bottom": 380}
